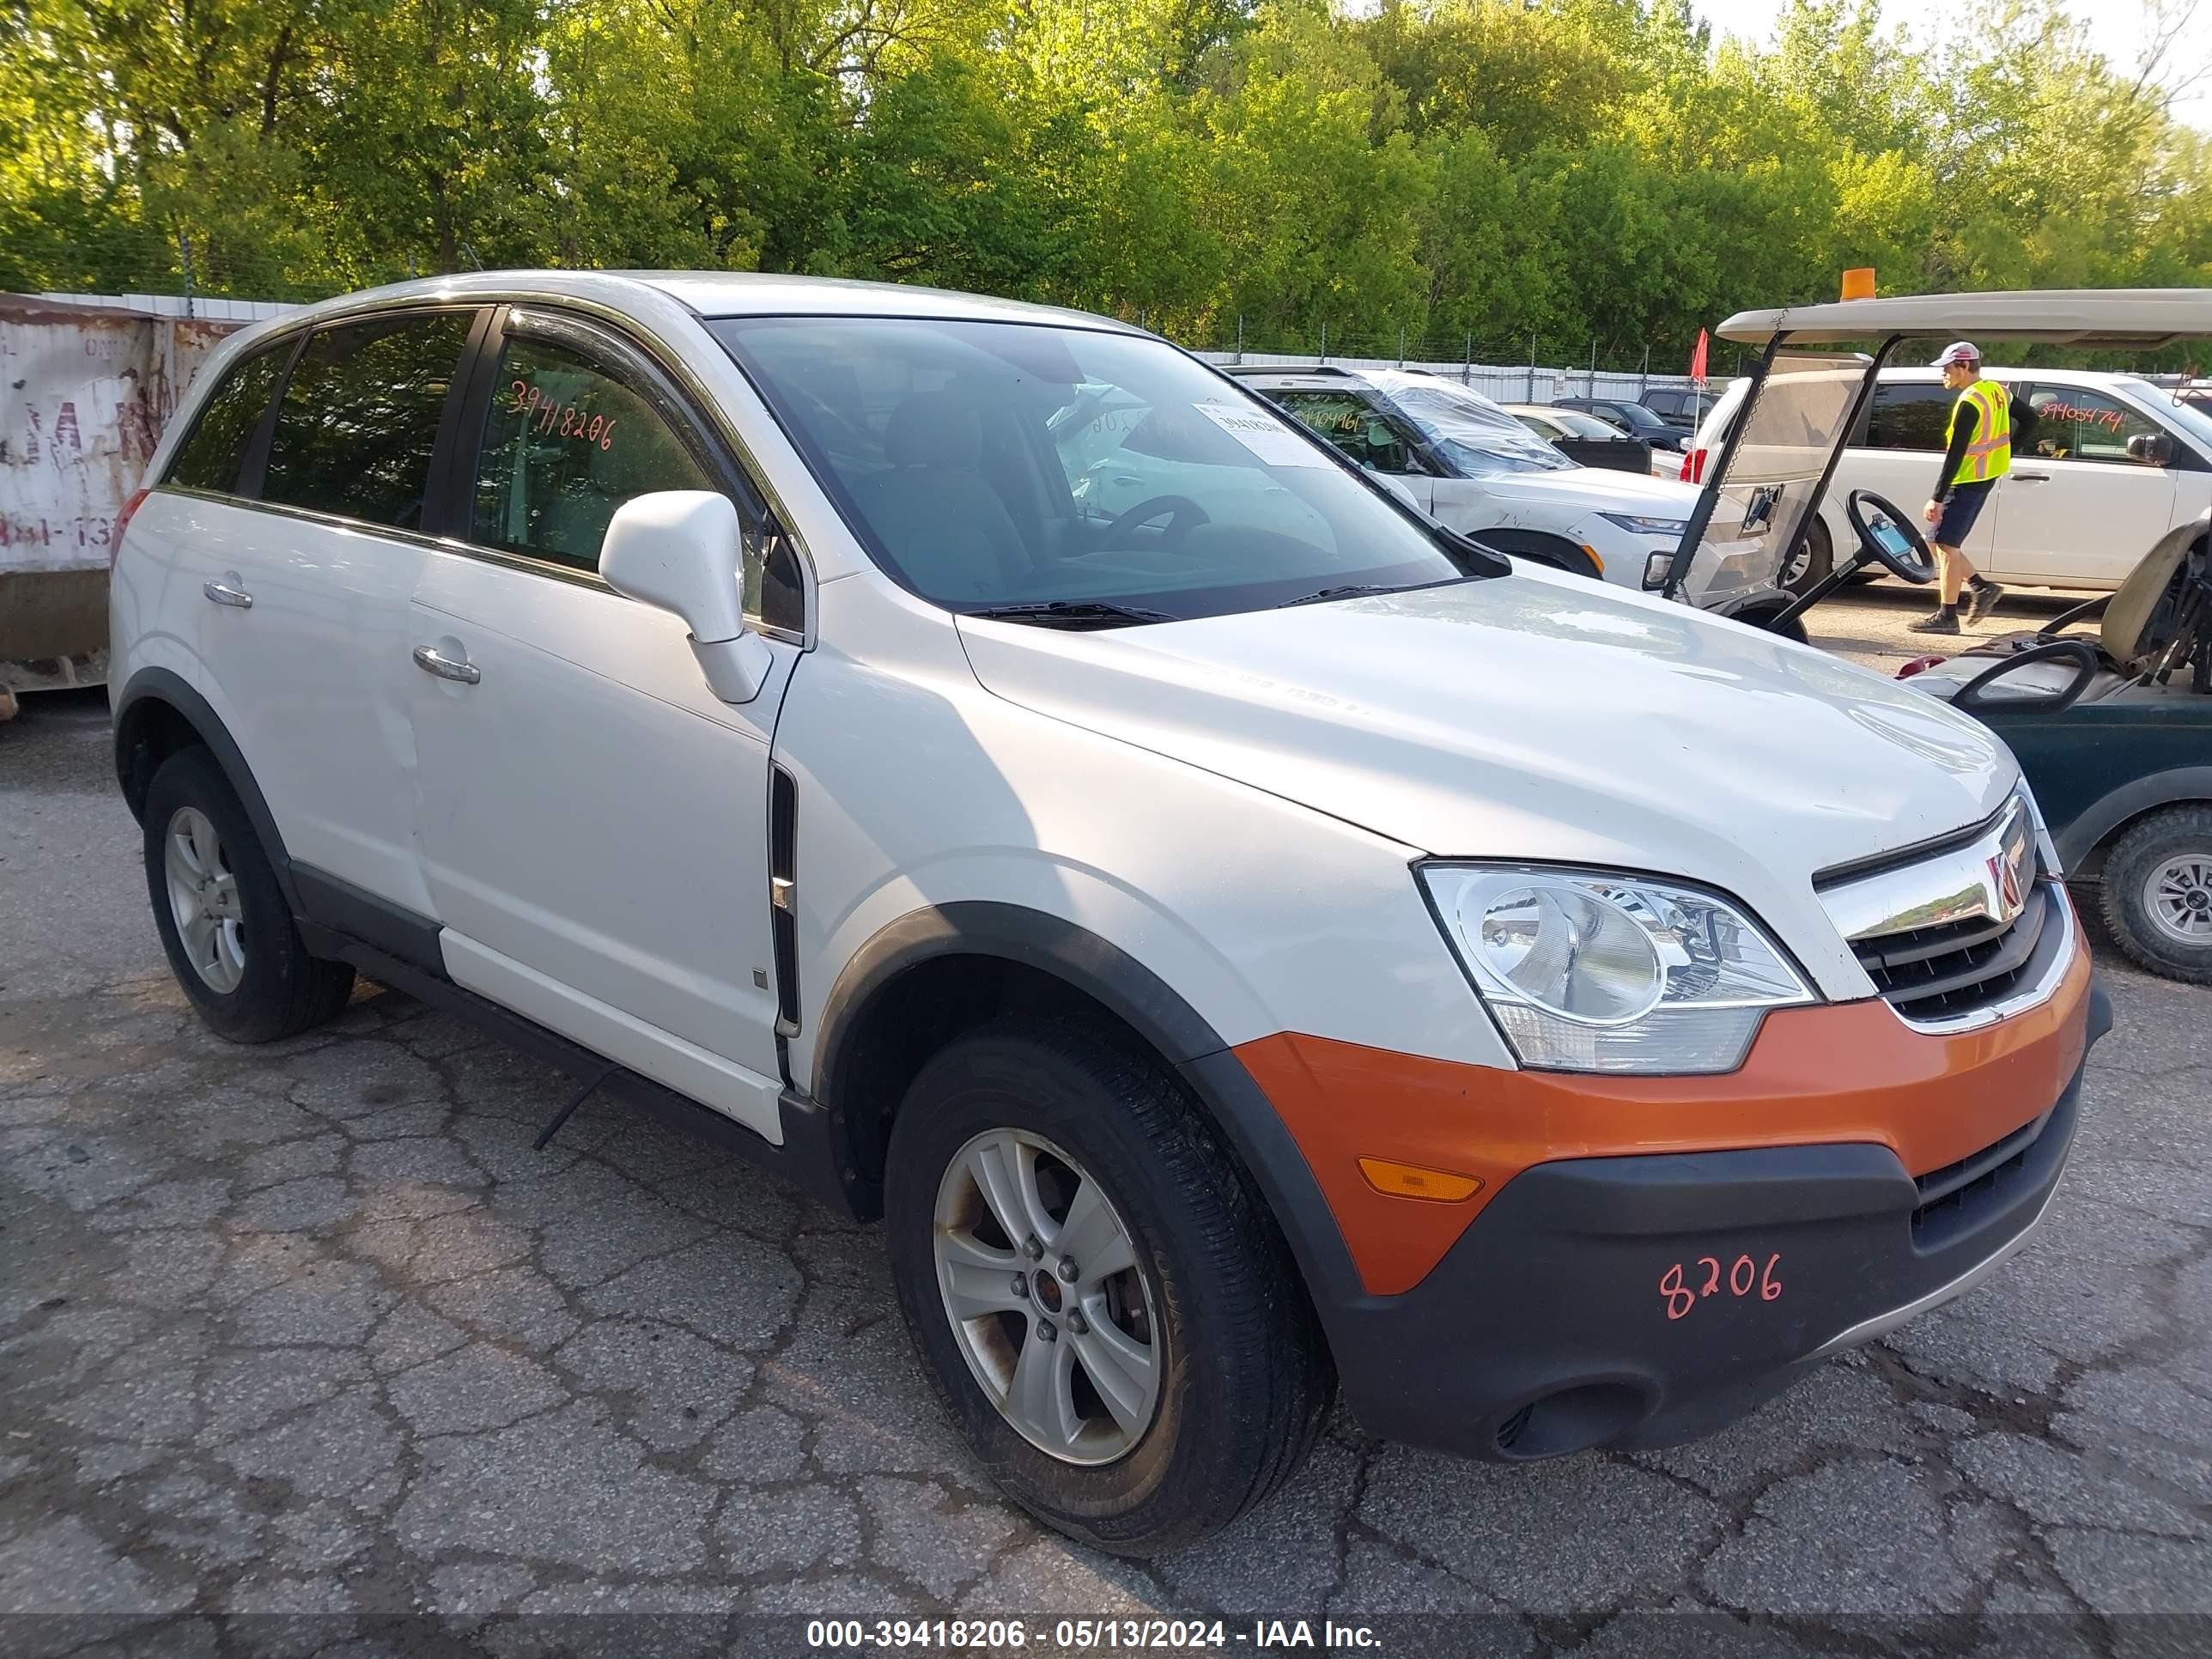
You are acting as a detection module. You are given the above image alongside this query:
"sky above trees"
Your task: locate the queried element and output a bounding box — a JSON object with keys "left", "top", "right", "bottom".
{"left": 4, "top": 0, "right": 2208, "bottom": 368}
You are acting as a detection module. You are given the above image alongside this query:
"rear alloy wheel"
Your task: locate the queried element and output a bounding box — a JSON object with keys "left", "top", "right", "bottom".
{"left": 884, "top": 1018, "right": 1332, "bottom": 1555}
{"left": 2101, "top": 805, "right": 2212, "bottom": 985}
{"left": 143, "top": 747, "right": 356, "bottom": 1041}
{"left": 1780, "top": 517, "right": 1833, "bottom": 597}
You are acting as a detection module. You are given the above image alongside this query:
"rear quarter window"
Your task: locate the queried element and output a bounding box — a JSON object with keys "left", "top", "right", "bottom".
{"left": 165, "top": 343, "right": 286, "bottom": 494}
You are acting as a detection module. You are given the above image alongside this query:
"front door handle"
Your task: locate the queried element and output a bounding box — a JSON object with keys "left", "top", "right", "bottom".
{"left": 2012, "top": 471, "right": 2051, "bottom": 481}
{"left": 202, "top": 579, "right": 253, "bottom": 609}
{"left": 411, "top": 644, "right": 481, "bottom": 685}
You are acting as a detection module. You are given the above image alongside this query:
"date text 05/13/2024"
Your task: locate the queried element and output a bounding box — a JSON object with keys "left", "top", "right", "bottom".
{"left": 805, "top": 1620, "right": 1383, "bottom": 1649}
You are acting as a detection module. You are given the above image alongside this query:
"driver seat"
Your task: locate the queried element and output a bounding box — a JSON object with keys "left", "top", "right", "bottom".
{"left": 1948, "top": 520, "right": 2199, "bottom": 682}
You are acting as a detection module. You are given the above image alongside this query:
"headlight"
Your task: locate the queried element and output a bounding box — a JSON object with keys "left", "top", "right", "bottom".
{"left": 1419, "top": 865, "right": 1814, "bottom": 1074}
{"left": 1599, "top": 512, "right": 1690, "bottom": 538}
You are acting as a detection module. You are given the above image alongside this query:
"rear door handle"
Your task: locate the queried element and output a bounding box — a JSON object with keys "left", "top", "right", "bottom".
{"left": 202, "top": 579, "right": 253, "bottom": 609}
{"left": 2012, "top": 471, "right": 2051, "bottom": 481}
{"left": 411, "top": 644, "right": 481, "bottom": 684}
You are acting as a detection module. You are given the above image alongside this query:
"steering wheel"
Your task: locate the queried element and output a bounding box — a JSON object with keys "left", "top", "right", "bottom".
{"left": 1844, "top": 489, "right": 1939, "bottom": 584}
{"left": 1098, "top": 495, "right": 1210, "bottom": 548}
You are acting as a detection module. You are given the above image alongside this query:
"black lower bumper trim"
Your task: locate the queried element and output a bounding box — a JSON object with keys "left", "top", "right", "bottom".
{"left": 1327, "top": 1030, "right": 2097, "bottom": 1462}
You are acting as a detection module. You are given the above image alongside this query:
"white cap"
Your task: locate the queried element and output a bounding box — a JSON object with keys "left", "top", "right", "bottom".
{"left": 1930, "top": 341, "right": 1981, "bottom": 368}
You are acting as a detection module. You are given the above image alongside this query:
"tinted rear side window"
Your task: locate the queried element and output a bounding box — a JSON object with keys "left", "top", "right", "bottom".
{"left": 166, "top": 344, "right": 286, "bottom": 493}
{"left": 262, "top": 313, "right": 473, "bottom": 529}
{"left": 1863, "top": 382, "right": 1954, "bottom": 451}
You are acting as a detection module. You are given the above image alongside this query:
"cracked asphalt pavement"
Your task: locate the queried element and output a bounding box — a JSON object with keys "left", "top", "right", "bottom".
{"left": 3, "top": 688, "right": 2209, "bottom": 1656}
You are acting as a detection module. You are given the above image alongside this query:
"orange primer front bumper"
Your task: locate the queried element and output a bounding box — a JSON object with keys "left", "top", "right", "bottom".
{"left": 1234, "top": 927, "right": 2094, "bottom": 1296}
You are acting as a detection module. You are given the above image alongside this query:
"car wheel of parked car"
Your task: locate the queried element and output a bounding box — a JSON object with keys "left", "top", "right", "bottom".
{"left": 884, "top": 1017, "right": 1333, "bottom": 1555}
{"left": 143, "top": 747, "right": 356, "bottom": 1041}
{"left": 2100, "top": 805, "right": 2212, "bottom": 985}
{"left": 1780, "top": 520, "right": 1833, "bottom": 597}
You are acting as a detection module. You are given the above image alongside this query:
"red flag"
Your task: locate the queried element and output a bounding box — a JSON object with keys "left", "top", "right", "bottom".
{"left": 1688, "top": 328, "right": 1710, "bottom": 384}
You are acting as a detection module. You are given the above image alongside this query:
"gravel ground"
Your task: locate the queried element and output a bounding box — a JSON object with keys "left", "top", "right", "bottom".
{"left": 3, "top": 625, "right": 2209, "bottom": 1656}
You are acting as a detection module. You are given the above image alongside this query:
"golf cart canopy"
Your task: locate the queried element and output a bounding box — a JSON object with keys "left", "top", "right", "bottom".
{"left": 1718, "top": 289, "right": 2212, "bottom": 351}
{"left": 1664, "top": 288, "right": 2212, "bottom": 617}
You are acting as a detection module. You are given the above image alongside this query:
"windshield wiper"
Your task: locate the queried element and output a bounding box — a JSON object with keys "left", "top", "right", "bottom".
{"left": 960, "top": 599, "right": 1179, "bottom": 629}
{"left": 1275, "top": 583, "right": 1404, "bottom": 609}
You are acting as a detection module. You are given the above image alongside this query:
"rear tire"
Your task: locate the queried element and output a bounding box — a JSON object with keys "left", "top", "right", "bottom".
{"left": 884, "top": 1018, "right": 1333, "bottom": 1556}
{"left": 2100, "top": 806, "right": 2212, "bottom": 985}
{"left": 1781, "top": 518, "right": 1833, "bottom": 597}
{"left": 143, "top": 747, "right": 356, "bottom": 1041}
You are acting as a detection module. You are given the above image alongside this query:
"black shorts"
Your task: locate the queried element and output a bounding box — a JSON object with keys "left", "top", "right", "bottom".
{"left": 1934, "top": 479, "right": 1995, "bottom": 547}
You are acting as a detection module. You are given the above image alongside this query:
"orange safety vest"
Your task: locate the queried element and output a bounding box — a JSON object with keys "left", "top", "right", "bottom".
{"left": 1948, "top": 379, "right": 2013, "bottom": 485}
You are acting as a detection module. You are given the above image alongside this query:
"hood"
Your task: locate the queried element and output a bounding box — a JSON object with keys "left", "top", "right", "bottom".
{"left": 1476, "top": 466, "right": 1703, "bottom": 516}
{"left": 957, "top": 573, "right": 2018, "bottom": 995}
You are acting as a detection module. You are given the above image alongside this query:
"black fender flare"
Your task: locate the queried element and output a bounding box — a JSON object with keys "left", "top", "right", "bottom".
{"left": 112, "top": 666, "right": 302, "bottom": 917}
{"left": 811, "top": 900, "right": 1369, "bottom": 1327}
{"left": 2059, "top": 766, "right": 2212, "bottom": 870}
{"left": 1474, "top": 526, "right": 1602, "bottom": 581}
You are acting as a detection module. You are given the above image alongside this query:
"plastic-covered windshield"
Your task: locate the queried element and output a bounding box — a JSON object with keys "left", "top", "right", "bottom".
{"left": 1365, "top": 371, "right": 1571, "bottom": 477}
{"left": 1664, "top": 351, "right": 1872, "bottom": 609}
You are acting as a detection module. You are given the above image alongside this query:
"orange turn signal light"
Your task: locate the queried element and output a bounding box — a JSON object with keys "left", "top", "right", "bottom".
{"left": 1840, "top": 266, "right": 1876, "bottom": 301}
{"left": 1358, "top": 1158, "right": 1484, "bottom": 1203}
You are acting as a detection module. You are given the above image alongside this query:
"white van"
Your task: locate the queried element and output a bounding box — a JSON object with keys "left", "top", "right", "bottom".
{"left": 1690, "top": 367, "right": 2212, "bottom": 591}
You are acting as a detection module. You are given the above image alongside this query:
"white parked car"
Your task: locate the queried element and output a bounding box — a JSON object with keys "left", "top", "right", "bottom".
{"left": 1690, "top": 367, "right": 2212, "bottom": 591}
{"left": 112, "top": 272, "right": 2106, "bottom": 1555}
{"left": 1213, "top": 368, "right": 1726, "bottom": 602}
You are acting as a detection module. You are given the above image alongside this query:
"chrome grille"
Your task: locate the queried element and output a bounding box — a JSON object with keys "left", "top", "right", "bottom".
{"left": 1819, "top": 793, "right": 2071, "bottom": 1030}
{"left": 1854, "top": 881, "right": 2052, "bottom": 1023}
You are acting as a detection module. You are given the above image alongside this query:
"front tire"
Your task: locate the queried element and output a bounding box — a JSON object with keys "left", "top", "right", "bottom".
{"left": 2101, "top": 806, "right": 2212, "bottom": 984}
{"left": 884, "top": 1018, "right": 1333, "bottom": 1555}
{"left": 143, "top": 747, "right": 356, "bottom": 1041}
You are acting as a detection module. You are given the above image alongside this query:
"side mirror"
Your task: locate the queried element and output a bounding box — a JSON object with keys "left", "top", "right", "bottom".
{"left": 601, "top": 490, "right": 775, "bottom": 704}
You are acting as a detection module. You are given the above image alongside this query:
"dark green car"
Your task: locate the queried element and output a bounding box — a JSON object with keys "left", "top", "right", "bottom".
{"left": 1899, "top": 516, "right": 2212, "bottom": 983}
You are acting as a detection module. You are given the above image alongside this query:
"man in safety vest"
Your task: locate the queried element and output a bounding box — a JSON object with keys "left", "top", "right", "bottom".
{"left": 1910, "top": 341, "right": 2010, "bottom": 635}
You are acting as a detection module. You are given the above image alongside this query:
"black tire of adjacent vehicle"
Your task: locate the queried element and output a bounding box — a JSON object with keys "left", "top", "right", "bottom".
{"left": 883, "top": 1018, "right": 1334, "bottom": 1556}
{"left": 1783, "top": 518, "right": 1833, "bottom": 597}
{"left": 2100, "top": 805, "right": 2212, "bottom": 985}
{"left": 143, "top": 747, "right": 356, "bottom": 1041}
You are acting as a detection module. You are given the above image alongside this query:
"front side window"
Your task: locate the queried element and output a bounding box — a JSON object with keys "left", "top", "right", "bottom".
{"left": 167, "top": 343, "right": 285, "bottom": 494}
{"left": 1863, "top": 382, "right": 1954, "bottom": 451}
{"left": 711, "top": 316, "right": 1471, "bottom": 619}
{"left": 2025, "top": 386, "right": 2170, "bottom": 465}
{"left": 1271, "top": 391, "right": 1423, "bottom": 475}
{"left": 262, "top": 313, "right": 473, "bottom": 528}
{"left": 471, "top": 335, "right": 714, "bottom": 574}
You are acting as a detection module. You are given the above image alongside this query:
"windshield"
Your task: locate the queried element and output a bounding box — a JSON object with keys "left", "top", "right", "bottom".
{"left": 1666, "top": 352, "right": 1872, "bottom": 609}
{"left": 710, "top": 318, "right": 1471, "bottom": 621}
{"left": 1534, "top": 410, "right": 1621, "bottom": 440}
{"left": 2118, "top": 379, "right": 2212, "bottom": 453}
{"left": 1364, "top": 372, "right": 1571, "bottom": 477}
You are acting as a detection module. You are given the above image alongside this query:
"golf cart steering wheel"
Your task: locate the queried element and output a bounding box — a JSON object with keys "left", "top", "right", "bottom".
{"left": 1098, "top": 495, "right": 1210, "bottom": 548}
{"left": 1844, "top": 489, "right": 1939, "bottom": 584}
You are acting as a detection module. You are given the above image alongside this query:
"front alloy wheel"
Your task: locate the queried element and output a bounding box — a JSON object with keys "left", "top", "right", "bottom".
{"left": 884, "top": 1018, "right": 1333, "bottom": 1554}
{"left": 933, "top": 1128, "right": 1163, "bottom": 1466}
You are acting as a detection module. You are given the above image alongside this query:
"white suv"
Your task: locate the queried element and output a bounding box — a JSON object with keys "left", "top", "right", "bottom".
{"left": 1224, "top": 368, "right": 1715, "bottom": 598}
{"left": 112, "top": 272, "right": 2106, "bottom": 1554}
